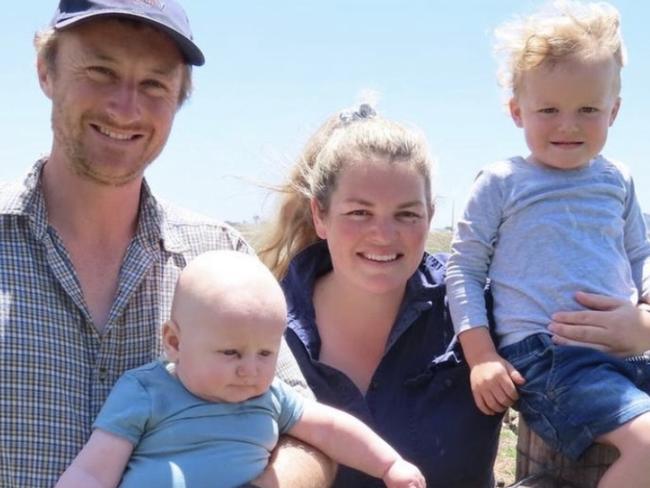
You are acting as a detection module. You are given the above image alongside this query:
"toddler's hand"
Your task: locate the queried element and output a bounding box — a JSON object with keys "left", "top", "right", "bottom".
{"left": 469, "top": 353, "right": 524, "bottom": 415}
{"left": 383, "top": 458, "right": 426, "bottom": 488}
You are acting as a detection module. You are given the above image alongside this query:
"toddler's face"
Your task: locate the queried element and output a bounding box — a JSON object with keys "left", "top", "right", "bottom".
{"left": 170, "top": 304, "right": 285, "bottom": 403}
{"left": 509, "top": 57, "right": 620, "bottom": 170}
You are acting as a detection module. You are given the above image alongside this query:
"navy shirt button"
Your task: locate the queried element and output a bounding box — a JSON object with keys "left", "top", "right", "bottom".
{"left": 444, "top": 378, "right": 453, "bottom": 388}
{"left": 369, "top": 380, "right": 379, "bottom": 391}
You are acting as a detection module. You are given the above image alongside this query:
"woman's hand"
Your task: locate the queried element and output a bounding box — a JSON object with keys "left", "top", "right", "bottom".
{"left": 549, "top": 292, "right": 650, "bottom": 357}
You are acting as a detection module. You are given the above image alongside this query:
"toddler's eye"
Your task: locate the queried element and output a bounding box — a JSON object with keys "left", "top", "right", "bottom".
{"left": 221, "top": 349, "right": 240, "bottom": 358}
{"left": 580, "top": 107, "right": 599, "bottom": 114}
{"left": 538, "top": 107, "right": 557, "bottom": 114}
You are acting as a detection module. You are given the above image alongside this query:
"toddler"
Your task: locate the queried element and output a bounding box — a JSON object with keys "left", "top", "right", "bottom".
{"left": 446, "top": 2, "right": 650, "bottom": 487}
{"left": 57, "top": 251, "right": 425, "bottom": 488}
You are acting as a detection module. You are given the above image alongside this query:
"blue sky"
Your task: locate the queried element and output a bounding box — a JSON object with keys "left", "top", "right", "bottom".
{"left": 2, "top": 1, "right": 649, "bottom": 228}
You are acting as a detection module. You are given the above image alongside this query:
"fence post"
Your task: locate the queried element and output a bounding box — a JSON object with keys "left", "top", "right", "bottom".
{"left": 515, "top": 418, "right": 619, "bottom": 487}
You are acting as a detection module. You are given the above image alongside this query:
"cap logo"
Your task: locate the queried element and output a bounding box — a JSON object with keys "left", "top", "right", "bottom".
{"left": 136, "top": 0, "right": 165, "bottom": 10}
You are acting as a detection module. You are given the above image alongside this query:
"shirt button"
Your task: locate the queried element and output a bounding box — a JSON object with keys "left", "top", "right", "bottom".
{"left": 98, "top": 367, "right": 108, "bottom": 383}
{"left": 444, "top": 378, "right": 453, "bottom": 388}
{"left": 369, "top": 381, "right": 379, "bottom": 391}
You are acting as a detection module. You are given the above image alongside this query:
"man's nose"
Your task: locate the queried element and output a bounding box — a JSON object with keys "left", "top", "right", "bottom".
{"left": 106, "top": 82, "right": 140, "bottom": 126}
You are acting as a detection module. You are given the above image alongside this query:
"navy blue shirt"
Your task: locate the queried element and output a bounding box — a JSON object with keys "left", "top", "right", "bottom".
{"left": 283, "top": 242, "right": 502, "bottom": 488}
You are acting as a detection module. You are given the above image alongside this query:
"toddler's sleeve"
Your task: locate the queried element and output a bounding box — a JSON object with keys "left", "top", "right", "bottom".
{"left": 446, "top": 166, "right": 506, "bottom": 333}
{"left": 621, "top": 175, "right": 650, "bottom": 301}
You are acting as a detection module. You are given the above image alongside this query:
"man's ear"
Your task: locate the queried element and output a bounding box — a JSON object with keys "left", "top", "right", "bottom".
{"left": 162, "top": 320, "right": 181, "bottom": 362}
{"left": 310, "top": 198, "right": 328, "bottom": 240}
{"left": 37, "top": 55, "right": 55, "bottom": 100}
{"left": 509, "top": 97, "right": 523, "bottom": 128}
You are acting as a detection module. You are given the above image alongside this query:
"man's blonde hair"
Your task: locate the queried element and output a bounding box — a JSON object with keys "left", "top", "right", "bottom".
{"left": 494, "top": 0, "right": 626, "bottom": 97}
{"left": 34, "top": 23, "right": 193, "bottom": 107}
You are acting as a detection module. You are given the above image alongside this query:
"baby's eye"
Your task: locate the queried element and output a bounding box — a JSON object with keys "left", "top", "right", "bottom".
{"left": 538, "top": 107, "right": 557, "bottom": 114}
{"left": 258, "top": 350, "right": 274, "bottom": 357}
{"left": 580, "top": 106, "right": 599, "bottom": 114}
{"left": 221, "top": 349, "right": 240, "bottom": 358}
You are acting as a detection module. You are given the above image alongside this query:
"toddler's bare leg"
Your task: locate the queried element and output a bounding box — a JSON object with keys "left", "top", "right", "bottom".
{"left": 597, "top": 412, "right": 650, "bottom": 488}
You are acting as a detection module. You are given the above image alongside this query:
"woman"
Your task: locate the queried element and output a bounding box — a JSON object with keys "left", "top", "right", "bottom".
{"left": 257, "top": 104, "right": 502, "bottom": 487}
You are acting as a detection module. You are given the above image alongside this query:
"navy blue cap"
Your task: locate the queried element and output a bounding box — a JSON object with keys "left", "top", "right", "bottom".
{"left": 50, "top": 0, "right": 204, "bottom": 66}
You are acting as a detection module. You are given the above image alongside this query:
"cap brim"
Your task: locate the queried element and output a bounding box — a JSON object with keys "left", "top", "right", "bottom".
{"left": 53, "top": 10, "right": 205, "bottom": 66}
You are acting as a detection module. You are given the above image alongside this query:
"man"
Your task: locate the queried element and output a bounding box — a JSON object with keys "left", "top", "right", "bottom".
{"left": 0, "top": 1, "right": 333, "bottom": 486}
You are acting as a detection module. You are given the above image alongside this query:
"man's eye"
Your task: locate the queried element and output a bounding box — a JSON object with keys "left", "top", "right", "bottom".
{"left": 87, "top": 66, "right": 115, "bottom": 80}
{"left": 141, "top": 79, "right": 168, "bottom": 92}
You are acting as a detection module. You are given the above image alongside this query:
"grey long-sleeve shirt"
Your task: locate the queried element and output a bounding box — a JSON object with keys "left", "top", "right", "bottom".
{"left": 447, "top": 155, "right": 650, "bottom": 348}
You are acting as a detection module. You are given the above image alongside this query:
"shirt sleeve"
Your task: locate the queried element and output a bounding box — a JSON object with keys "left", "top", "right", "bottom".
{"left": 275, "top": 336, "right": 314, "bottom": 399}
{"left": 92, "top": 372, "right": 151, "bottom": 445}
{"left": 621, "top": 173, "right": 650, "bottom": 301}
{"left": 269, "top": 379, "right": 306, "bottom": 435}
{"left": 446, "top": 166, "right": 506, "bottom": 334}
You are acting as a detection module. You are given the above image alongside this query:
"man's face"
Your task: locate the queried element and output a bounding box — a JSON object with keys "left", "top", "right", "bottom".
{"left": 38, "top": 19, "right": 185, "bottom": 187}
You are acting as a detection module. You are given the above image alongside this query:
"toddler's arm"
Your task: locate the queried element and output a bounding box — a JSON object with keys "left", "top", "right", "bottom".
{"left": 458, "top": 327, "right": 525, "bottom": 416}
{"left": 55, "top": 429, "right": 134, "bottom": 488}
{"left": 288, "top": 401, "right": 425, "bottom": 488}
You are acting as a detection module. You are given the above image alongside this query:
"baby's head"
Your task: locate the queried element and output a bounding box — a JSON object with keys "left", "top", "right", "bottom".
{"left": 495, "top": 1, "right": 624, "bottom": 170}
{"left": 162, "top": 251, "right": 287, "bottom": 403}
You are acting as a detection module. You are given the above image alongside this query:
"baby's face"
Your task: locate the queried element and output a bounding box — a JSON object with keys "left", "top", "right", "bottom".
{"left": 509, "top": 56, "right": 620, "bottom": 170}
{"left": 173, "top": 307, "right": 286, "bottom": 403}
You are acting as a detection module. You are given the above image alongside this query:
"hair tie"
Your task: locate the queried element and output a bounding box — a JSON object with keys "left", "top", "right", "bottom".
{"left": 339, "top": 103, "right": 377, "bottom": 124}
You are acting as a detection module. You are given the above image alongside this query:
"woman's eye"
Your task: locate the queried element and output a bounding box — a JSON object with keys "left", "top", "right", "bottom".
{"left": 397, "top": 211, "right": 422, "bottom": 221}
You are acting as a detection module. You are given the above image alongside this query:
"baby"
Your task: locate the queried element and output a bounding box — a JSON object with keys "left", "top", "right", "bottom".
{"left": 56, "top": 251, "right": 425, "bottom": 488}
{"left": 447, "top": 2, "right": 650, "bottom": 487}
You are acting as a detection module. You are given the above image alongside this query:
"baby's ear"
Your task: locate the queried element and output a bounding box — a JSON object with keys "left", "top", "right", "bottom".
{"left": 509, "top": 97, "right": 524, "bottom": 128}
{"left": 162, "top": 320, "right": 181, "bottom": 361}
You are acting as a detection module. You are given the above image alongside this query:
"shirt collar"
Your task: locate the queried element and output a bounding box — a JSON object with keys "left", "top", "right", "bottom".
{"left": 0, "top": 158, "right": 185, "bottom": 255}
{"left": 283, "top": 240, "right": 447, "bottom": 357}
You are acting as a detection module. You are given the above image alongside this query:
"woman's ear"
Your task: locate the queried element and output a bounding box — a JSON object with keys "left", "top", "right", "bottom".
{"left": 162, "top": 320, "right": 181, "bottom": 362}
{"left": 310, "top": 198, "right": 328, "bottom": 240}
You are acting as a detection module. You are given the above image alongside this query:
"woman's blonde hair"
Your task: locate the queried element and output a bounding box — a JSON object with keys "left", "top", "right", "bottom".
{"left": 256, "top": 103, "right": 434, "bottom": 279}
{"left": 494, "top": 0, "right": 626, "bottom": 97}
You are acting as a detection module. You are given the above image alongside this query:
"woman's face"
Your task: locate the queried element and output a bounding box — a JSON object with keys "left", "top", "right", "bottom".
{"left": 312, "top": 157, "right": 432, "bottom": 297}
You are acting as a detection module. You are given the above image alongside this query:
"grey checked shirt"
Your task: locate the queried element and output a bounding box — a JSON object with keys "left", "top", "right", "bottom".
{"left": 0, "top": 160, "right": 310, "bottom": 488}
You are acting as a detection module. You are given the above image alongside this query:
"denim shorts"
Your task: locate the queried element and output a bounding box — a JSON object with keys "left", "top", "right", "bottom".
{"left": 500, "top": 333, "right": 650, "bottom": 460}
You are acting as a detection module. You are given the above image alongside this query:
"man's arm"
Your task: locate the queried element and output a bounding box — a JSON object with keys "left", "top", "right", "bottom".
{"left": 55, "top": 429, "right": 134, "bottom": 488}
{"left": 248, "top": 434, "right": 337, "bottom": 488}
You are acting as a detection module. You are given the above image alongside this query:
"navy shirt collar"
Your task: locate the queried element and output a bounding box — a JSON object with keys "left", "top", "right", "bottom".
{"left": 282, "top": 240, "right": 448, "bottom": 359}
